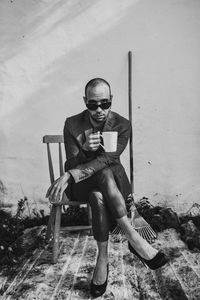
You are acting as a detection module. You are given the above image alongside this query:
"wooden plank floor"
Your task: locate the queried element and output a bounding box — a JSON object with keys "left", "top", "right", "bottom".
{"left": 0, "top": 229, "right": 200, "bottom": 300}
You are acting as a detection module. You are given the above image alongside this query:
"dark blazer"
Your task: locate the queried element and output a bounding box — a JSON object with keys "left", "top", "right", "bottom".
{"left": 63, "top": 109, "right": 131, "bottom": 183}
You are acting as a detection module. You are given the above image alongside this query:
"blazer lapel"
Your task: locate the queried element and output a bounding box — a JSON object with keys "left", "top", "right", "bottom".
{"left": 103, "top": 110, "right": 115, "bottom": 132}
{"left": 83, "top": 110, "right": 93, "bottom": 137}
{"left": 76, "top": 110, "right": 92, "bottom": 146}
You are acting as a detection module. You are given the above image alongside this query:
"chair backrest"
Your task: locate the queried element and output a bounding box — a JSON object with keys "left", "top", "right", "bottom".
{"left": 43, "top": 135, "right": 64, "bottom": 184}
{"left": 43, "top": 134, "right": 88, "bottom": 205}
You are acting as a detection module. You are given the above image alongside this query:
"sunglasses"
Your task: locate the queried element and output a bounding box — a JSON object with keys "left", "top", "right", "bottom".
{"left": 86, "top": 101, "right": 111, "bottom": 111}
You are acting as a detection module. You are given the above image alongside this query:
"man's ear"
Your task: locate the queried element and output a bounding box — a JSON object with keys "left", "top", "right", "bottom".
{"left": 110, "top": 94, "right": 113, "bottom": 100}
{"left": 83, "top": 96, "right": 87, "bottom": 104}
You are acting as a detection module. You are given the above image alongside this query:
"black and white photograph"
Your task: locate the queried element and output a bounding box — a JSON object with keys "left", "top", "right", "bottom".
{"left": 0, "top": 0, "right": 200, "bottom": 299}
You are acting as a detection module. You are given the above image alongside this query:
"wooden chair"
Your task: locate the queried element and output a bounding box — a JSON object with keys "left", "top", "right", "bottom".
{"left": 43, "top": 135, "right": 92, "bottom": 263}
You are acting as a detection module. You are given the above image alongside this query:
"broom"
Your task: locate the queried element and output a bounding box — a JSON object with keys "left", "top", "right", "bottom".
{"left": 111, "top": 51, "right": 157, "bottom": 244}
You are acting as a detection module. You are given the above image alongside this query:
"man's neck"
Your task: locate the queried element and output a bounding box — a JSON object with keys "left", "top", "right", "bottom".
{"left": 89, "top": 115, "right": 106, "bottom": 131}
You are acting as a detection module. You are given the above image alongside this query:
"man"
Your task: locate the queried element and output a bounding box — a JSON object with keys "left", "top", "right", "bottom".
{"left": 46, "top": 78, "right": 168, "bottom": 298}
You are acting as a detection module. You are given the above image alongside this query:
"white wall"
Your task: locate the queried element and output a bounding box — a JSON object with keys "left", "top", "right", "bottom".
{"left": 0, "top": 0, "right": 200, "bottom": 213}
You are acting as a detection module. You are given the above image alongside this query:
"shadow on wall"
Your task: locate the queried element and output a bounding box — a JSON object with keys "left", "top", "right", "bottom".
{"left": 1, "top": 0, "right": 138, "bottom": 119}
{"left": 0, "top": 0, "right": 139, "bottom": 209}
{"left": 0, "top": 0, "right": 140, "bottom": 157}
{"left": 1, "top": 0, "right": 98, "bottom": 61}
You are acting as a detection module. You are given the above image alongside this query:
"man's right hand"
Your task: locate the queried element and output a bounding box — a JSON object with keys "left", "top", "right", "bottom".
{"left": 82, "top": 132, "right": 101, "bottom": 152}
{"left": 46, "top": 172, "right": 71, "bottom": 203}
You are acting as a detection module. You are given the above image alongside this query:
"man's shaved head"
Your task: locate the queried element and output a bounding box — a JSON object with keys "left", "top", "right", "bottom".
{"left": 85, "top": 78, "right": 111, "bottom": 97}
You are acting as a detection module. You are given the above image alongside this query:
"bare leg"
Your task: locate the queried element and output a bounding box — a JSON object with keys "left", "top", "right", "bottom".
{"left": 94, "top": 168, "right": 158, "bottom": 260}
{"left": 117, "top": 215, "right": 157, "bottom": 260}
{"left": 92, "top": 241, "right": 108, "bottom": 284}
{"left": 88, "top": 191, "right": 110, "bottom": 284}
{"left": 89, "top": 190, "right": 112, "bottom": 242}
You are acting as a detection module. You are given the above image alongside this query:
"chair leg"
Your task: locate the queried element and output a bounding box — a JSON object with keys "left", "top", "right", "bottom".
{"left": 46, "top": 205, "right": 56, "bottom": 242}
{"left": 87, "top": 204, "right": 93, "bottom": 236}
{"left": 52, "top": 205, "right": 61, "bottom": 264}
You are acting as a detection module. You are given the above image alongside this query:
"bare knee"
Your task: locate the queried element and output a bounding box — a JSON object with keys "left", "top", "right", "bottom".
{"left": 95, "top": 168, "right": 116, "bottom": 189}
{"left": 98, "top": 168, "right": 113, "bottom": 180}
{"left": 89, "top": 190, "right": 105, "bottom": 206}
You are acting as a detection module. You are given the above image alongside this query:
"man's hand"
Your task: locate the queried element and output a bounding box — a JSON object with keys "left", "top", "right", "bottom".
{"left": 82, "top": 131, "right": 101, "bottom": 152}
{"left": 46, "top": 172, "right": 71, "bottom": 203}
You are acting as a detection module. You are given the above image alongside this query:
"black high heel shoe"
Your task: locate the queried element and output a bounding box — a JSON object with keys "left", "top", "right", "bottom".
{"left": 128, "top": 242, "right": 168, "bottom": 270}
{"left": 90, "top": 264, "right": 109, "bottom": 298}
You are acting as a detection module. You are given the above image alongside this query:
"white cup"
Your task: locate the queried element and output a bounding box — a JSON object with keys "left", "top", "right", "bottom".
{"left": 101, "top": 131, "right": 118, "bottom": 152}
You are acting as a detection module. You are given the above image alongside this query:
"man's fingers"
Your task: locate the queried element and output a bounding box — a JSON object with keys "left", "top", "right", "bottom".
{"left": 86, "top": 134, "right": 101, "bottom": 151}
{"left": 89, "top": 140, "right": 100, "bottom": 146}
{"left": 46, "top": 177, "right": 60, "bottom": 197}
{"left": 89, "top": 134, "right": 100, "bottom": 141}
{"left": 59, "top": 189, "right": 65, "bottom": 201}
{"left": 90, "top": 136, "right": 100, "bottom": 141}
{"left": 46, "top": 182, "right": 59, "bottom": 199}
{"left": 54, "top": 184, "right": 66, "bottom": 202}
{"left": 46, "top": 174, "right": 70, "bottom": 203}
{"left": 89, "top": 144, "right": 100, "bottom": 151}
{"left": 90, "top": 142, "right": 100, "bottom": 148}
{"left": 49, "top": 190, "right": 60, "bottom": 203}
{"left": 51, "top": 187, "right": 60, "bottom": 202}
{"left": 89, "top": 138, "right": 101, "bottom": 145}
{"left": 49, "top": 183, "right": 67, "bottom": 203}
{"left": 46, "top": 185, "right": 54, "bottom": 197}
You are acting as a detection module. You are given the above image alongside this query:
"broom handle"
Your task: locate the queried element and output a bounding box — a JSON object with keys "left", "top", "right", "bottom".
{"left": 128, "top": 51, "right": 135, "bottom": 195}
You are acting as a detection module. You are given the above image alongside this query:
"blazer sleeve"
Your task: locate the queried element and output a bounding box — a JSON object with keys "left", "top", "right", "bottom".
{"left": 66, "top": 122, "right": 131, "bottom": 183}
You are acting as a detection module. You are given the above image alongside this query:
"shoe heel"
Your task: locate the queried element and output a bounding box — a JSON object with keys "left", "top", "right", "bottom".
{"left": 128, "top": 242, "right": 168, "bottom": 270}
{"left": 140, "top": 259, "right": 148, "bottom": 268}
{"left": 128, "top": 242, "right": 147, "bottom": 267}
